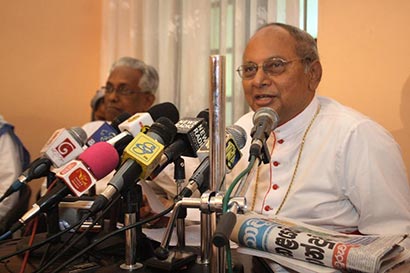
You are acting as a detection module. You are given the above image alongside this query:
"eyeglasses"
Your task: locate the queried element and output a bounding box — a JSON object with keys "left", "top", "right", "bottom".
{"left": 236, "top": 57, "right": 302, "bottom": 79}
{"left": 102, "top": 85, "right": 146, "bottom": 96}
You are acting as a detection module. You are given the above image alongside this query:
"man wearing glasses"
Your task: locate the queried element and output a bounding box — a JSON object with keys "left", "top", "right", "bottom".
{"left": 102, "top": 57, "right": 157, "bottom": 122}
{"left": 80, "top": 57, "right": 159, "bottom": 195}
{"left": 229, "top": 22, "right": 410, "bottom": 235}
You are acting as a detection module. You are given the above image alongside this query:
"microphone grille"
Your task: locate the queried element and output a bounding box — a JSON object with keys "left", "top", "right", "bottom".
{"left": 226, "top": 125, "right": 247, "bottom": 149}
{"left": 149, "top": 117, "right": 177, "bottom": 146}
{"left": 111, "top": 112, "right": 132, "bottom": 132}
{"left": 196, "top": 109, "right": 209, "bottom": 128}
{"left": 252, "top": 107, "right": 279, "bottom": 131}
{"left": 68, "top": 127, "right": 87, "bottom": 146}
{"left": 148, "top": 102, "right": 179, "bottom": 124}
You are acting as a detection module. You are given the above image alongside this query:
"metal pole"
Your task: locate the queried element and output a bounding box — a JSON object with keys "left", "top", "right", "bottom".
{"left": 208, "top": 55, "right": 226, "bottom": 273}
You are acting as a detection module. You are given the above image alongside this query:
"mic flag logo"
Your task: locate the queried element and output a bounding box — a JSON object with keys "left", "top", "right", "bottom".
{"left": 132, "top": 142, "right": 156, "bottom": 155}
{"left": 86, "top": 122, "right": 118, "bottom": 146}
{"left": 57, "top": 161, "right": 96, "bottom": 196}
{"left": 118, "top": 112, "right": 154, "bottom": 136}
{"left": 43, "top": 128, "right": 85, "bottom": 167}
{"left": 69, "top": 168, "right": 93, "bottom": 192}
{"left": 122, "top": 133, "right": 164, "bottom": 179}
{"left": 56, "top": 138, "right": 76, "bottom": 158}
{"left": 226, "top": 138, "right": 241, "bottom": 170}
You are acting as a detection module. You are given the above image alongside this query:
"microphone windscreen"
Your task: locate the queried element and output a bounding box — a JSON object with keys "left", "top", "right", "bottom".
{"left": 78, "top": 142, "right": 119, "bottom": 179}
{"left": 111, "top": 112, "right": 132, "bottom": 132}
{"left": 148, "top": 102, "right": 179, "bottom": 124}
{"left": 252, "top": 107, "right": 279, "bottom": 131}
{"left": 69, "top": 127, "right": 87, "bottom": 146}
{"left": 196, "top": 109, "right": 209, "bottom": 126}
{"left": 227, "top": 125, "right": 247, "bottom": 149}
{"left": 149, "top": 117, "right": 177, "bottom": 146}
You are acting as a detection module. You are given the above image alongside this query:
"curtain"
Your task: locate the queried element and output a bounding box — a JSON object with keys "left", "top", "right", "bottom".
{"left": 100, "top": 0, "right": 302, "bottom": 123}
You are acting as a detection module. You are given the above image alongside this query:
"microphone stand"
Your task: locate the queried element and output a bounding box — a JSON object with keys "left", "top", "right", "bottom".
{"left": 174, "top": 157, "right": 186, "bottom": 247}
{"left": 147, "top": 55, "right": 229, "bottom": 272}
{"left": 144, "top": 157, "right": 198, "bottom": 271}
{"left": 119, "top": 182, "right": 143, "bottom": 270}
{"left": 46, "top": 173, "right": 61, "bottom": 238}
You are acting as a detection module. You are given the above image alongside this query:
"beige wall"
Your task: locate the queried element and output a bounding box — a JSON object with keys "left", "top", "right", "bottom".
{"left": 318, "top": 0, "right": 410, "bottom": 178}
{"left": 0, "top": 1, "right": 102, "bottom": 196}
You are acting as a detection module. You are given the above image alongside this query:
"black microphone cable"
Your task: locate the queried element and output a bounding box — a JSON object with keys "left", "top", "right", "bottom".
{"left": 0, "top": 193, "right": 120, "bottom": 265}
{"left": 0, "top": 214, "right": 89, "bottom": 263}
{"left": 34, "top": 193, "right": 123, "bottom": 273}
{"left": 48, "top": 204, "right": 175, "bottom": 273}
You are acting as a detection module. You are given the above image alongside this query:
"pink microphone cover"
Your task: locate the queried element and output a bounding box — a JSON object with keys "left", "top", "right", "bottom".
{"left": 78, "top": 142, "right": 119, "bottom": 179}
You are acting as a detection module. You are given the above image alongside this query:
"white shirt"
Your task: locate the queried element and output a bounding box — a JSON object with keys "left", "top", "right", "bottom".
{"left": 227, "top": 96, "right": 410, "bottom": 235}
{"left": 0, "top": 118, "right": 23, "bottom": 221}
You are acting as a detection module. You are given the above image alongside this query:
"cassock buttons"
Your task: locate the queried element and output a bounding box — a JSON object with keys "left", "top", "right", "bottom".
{"left": 272, "top": 161, "right": 280, "bottom": 167}
{"left": 278, "top": 139, "right": 284, "bottom": 144}
{"left": 272, "top": 184, "right": 279, "bottom": 190}
{"left": 264, "top": 205, "right": 272, "bottom": 211}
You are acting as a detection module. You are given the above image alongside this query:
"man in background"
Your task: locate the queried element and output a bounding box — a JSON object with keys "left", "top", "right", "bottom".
{"left": 102, "top": 56, "right": 157, "bottom": 122}
{"left": 90, "top": 88, "right": 105, "bottom": 121}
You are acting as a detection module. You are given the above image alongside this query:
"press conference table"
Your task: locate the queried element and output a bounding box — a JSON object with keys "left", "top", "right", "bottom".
{"left": 0, "top": 235, "right": 266, "bottom": 273}
{"left": 1, "top": 235, "right": 410, "bottom": 273}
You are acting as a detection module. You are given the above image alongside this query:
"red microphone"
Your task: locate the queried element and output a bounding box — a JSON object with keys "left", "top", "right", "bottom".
{"left": 56, "top": 142, "right": 119, "bottom": 196}
{"left": 9, "top": 142, "right": 119, "bottom": 234}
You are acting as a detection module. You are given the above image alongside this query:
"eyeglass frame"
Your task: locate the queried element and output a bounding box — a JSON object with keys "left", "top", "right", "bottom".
{"left": 236, "top": 57, "right": 305, "bottom": 80}
{"left": 102, "top": 84, "right": 151, "bottom": 96}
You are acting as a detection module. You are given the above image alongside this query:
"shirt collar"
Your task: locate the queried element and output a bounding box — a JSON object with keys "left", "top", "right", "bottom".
{"left": 273, "top": 96, "right": 319, "bottom": 138}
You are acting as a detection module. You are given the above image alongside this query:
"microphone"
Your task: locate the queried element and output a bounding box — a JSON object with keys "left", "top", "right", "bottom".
{"left": 196, "top": 108, "right": 209, "bottom": 127}
{"left": 105, "top": 102, "right": 179, "bottom": 152}
{"left": 85, "top": 112, "right": 131, "bottom": 147}
{"left": 117, "top": 102, "right": 179, "bottom": 136}
{"left": 40, "top": 127, "right": 87, "bottom": 167}
{"left": 176, "top": 125, "right": 247, "bottom": 199}
{"left": 89, "top": 117, "right": 178, "bottom": 214}
{"left": 197, "top": 125, "right": 247, "bottom": 173}
{"left": 0, "top": 127, "right": 87, "bottom": 203}
{"left": 150, "top": 116, "right": 209, "bottom": 179}
{"left": 111, "top": 112, "right": 133, "bottom": 132}
{"left": 249, "top": 107, "right": 279, "bottom": 157}
{"left": 8, "top": 141, "right": 119, "bottom": 233}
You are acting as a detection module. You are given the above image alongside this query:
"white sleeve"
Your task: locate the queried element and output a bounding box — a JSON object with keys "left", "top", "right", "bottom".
{"left": 341, "top": 120, "right": 410, "bottom": 234}
{"left": 0, "top": 132, "right": 22, "bottom": 220}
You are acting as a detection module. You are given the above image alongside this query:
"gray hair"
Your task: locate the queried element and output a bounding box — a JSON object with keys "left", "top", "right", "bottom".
{"left": 258, "top": 23, "right": 319, "bottom": 69}
{"left": 110, "top": 56, "right": 159, "bottom": 94}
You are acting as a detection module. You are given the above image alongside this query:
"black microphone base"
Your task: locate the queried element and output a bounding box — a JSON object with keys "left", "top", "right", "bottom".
{"left": 144, "top": 247, "right": 197, "bottom": 272}
{"left": 93, "top": 260, "right": 245, "bottom": 273}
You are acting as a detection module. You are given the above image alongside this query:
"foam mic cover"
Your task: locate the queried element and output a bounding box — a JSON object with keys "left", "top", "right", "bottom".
{"left": 111, "top": 112, "right": 132, "bottom": 132}
{"left": 89, "top": 117, "right": 178, "bottom": 214}
{"left": 121, "top": 117, "right": 177, "bottom": 179}
{"left": 196, "top": 108, "right": 209, "bottom": 127}
{"left": 12, "top": 142, "right": 120, "bottom": 231}
{"left": 118, "top": 102, "right": 179, "bottom": 136}
{"left": 148, "top": 117, "right": 178, "bottom": 145}
{"left": 78, "top": 142, "right": 120, "bottom": 180}
{"left": 56, "top": 142, "right": 119, "bottom": 196}
{"left": 149, "top": 116, "right": 208, "bottom": 179}
{"left": 148, "top": 102, "right": 179, "bottom": 124}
